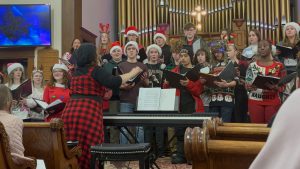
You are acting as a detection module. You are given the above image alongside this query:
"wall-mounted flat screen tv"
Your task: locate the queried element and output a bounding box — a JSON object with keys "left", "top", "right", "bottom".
{"left": 0, "top": 4, "right": 51, "bottom": 47}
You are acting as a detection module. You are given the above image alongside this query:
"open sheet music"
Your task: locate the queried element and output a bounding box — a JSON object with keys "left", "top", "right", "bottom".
{"left": 11, "top": 79, "right": 32, "bottom": 100}
{"left": 276, "top": 43, "right": 300, "bottom": 59}
{"left": 199, "top": 61, "right": 235, "bottom": 86}
{"left": 137, "top": 88, "right": 178, "bottom": 111}
{"left": 252, "top": 74, "right": 280, "bottom": 90}
{"left": 33, "top": 99, "right": 65, "bottom": 115}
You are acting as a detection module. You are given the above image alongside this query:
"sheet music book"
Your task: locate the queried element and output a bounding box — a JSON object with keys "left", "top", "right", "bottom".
{"left": 185, "top": 64, "right": 203, "bottom": 81}
{"left": 137, "top": 88, "right": 178, "bottom": 111}
{"left": 163, "top": 65, "right": 203, "bottom": 88}
{"left": 163, "top": 70, "right": 187, "bottom": 88}
{"left": 33, "top": 99, "right": 65, "bottom": 115}
{"left": 252, "top": 74, "right": 280, "bottom": 90}
{"left": 199, "top": 61, "right": 235, "bottom": 86}
{"left": 127, "top": 71, "right": 144, "bottom": 84}
{"left": 276, "top": 45, "right": 295, "bottom": 59}
{"left": 11, "top": 79, "right": 32, "bottom": 100}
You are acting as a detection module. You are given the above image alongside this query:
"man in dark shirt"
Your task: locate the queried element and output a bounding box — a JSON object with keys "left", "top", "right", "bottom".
{"left": 153, "top": 31, "right": 172, "bottom": 65}
{"left": 182, "top": 23, "right": 208, "bottom": 56}
{"left": 118, "top": 41, "right": 149, "bottom": 144}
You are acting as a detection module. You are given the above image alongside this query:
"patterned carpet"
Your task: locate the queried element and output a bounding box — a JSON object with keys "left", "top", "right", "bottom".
{"left": 104, "top": 157, "right": 192, "bottom": 169}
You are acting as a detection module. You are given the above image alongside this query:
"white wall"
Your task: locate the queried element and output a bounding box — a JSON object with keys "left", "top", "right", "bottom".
{"left": 82, "top": 0, "right": 116, "bottom": 46}
{"left": 0, "top": 0, "right": 62, "bottom": 65}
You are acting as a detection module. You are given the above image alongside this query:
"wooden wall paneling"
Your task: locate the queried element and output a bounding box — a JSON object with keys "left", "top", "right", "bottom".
{"left": 37, "top": 49, "right": 59, "bottom": 81}
{"left": 62, "top": 0, "right": 82, "bottom": 54}
{"left": 0, "top": 48, "right": 35, "bottom": 79}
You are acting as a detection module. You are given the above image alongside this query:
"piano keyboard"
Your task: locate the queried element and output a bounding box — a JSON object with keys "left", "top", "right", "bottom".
{"left": 103, "top": 113, "right": 216, "bottom": 127}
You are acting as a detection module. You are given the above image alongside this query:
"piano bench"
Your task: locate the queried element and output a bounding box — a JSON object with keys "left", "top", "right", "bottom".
{"left": 90, "top": 143, "right": 151, "bottom": 169}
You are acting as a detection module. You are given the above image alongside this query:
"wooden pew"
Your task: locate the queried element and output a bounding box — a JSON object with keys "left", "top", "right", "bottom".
{"left": 204, "top": 119, "right": 270, "bottom": 141}
{"left": 212, "top": 118, "right": 268, "bottom": 128}
{"left": 23, "top": 118, "right": 82, "bottom": 169}
{"left": 0, "top": 122, "right": 36, "bottom": 169}
{"left": 185, "top": 127, "right": 265, "bottom": 169}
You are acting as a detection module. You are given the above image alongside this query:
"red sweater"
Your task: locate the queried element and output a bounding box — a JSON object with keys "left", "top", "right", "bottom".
{"left": 163, "top": 66, "right": 205, "bottom": 112}
{"left": 43, "top": 85, "right": 70, "bottom": 121}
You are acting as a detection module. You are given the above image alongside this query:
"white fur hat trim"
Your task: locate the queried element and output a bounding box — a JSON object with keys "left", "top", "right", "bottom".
{"left": 7, "top": 63, "right": 24, "bottom": 75}
{"left": 53, "top": 63, "right": 69, "bottom": 72}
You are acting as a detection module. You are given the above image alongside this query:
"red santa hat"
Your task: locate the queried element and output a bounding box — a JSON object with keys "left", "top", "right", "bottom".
{"left": 52, "top": 63, "right": 68, "bottom": 72}
{"left": 146, "top": 44, "right": 162, "bottom": 56}
{"left": 125, "top": 26, "right": 139, "bottom": 37}
{"left": 110, "top": 41, "right": 123, "bottom": 55}
{"left": 153, "top": 30, "right": 167, "bottom": 42}
{"left": 283, "top": 22, "right": 300, "bottom": 35}
{"left": 124, "top": 41, "right": 139, "bottom": 56}
{"left": 7, "top": 63, "right": 24, "bottom": 75}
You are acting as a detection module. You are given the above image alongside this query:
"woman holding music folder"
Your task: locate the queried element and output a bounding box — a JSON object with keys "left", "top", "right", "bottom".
{"left": 5, "top": 63, "right": 30, "bottom": 119}
{"left": 24, "top": 69, "right": 45, "bottom": 119}
{"left": 43, "top": 63, "right": 71, "bottom": 122}
{"left": 163, "top": 49, "right": 204, "bottom": 164}
{"left": 208, "top": 41, "right": 237, "bottom": 123}
{"left": 62, "top": 43, "right": 142, "bottom": 169}
{"left": 245, "top": 40, "right": 286, "bottom": 124}
{"left": 277, "top": 22, "right": 300, "bottom": 99}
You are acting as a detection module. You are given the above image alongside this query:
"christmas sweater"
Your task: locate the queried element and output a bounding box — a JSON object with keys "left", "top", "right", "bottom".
{"left": 245, "top": 60, "right": 285, "bottom": 105}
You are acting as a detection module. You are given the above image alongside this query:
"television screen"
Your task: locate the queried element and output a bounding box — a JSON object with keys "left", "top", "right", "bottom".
{"left": 0, "top": 4, "right": 51, "bottom": 47}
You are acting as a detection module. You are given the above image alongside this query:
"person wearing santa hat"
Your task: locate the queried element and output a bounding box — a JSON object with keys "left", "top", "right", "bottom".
{"left": 163, "top": 49, "right": 204, "bottom": 164}
{"left": 118, "top": 41, "right": 149, "bottom": 144}
{"left": 124, "top": 26, "right": 147, "bottom": 63}
{"left": 5, "top": 63, "right": 30, "bottom": 119}
{"left": 277, "top": 22, "right": 300, "bottom": 99}
{"left": 143, "top": 44, "right": 167, "bottom": 157}
{"left": 43, "top": 63, "right": 71, "bottom": 122}
{"left": 153, "top": 30, "right": 172, "bottom": 65}
{"left": 102, "top": 41, "right": 126, "bottom": 144}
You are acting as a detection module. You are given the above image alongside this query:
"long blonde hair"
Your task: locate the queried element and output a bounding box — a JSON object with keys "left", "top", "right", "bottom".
{"left": 32, "top": 70, "right": 45, "bottom": 88}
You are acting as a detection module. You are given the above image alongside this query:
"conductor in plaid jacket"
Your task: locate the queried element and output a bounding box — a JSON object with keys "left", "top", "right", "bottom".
{"left": 62, "top": 43, "right": 143, "bottom": 169}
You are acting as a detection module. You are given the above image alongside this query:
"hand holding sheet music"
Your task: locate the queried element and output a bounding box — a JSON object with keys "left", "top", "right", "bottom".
{"left": 252, "top": 74, "right": 280, "bottom": 90}
{"left": 199, "top": 61, "right": 235, "bottom": 87}
{"left": 33, "top": 99, "right": 65, "bottom": 115}
{"left": 276, "top": 44, "right": 300, "bottom": 59}
{"left": 11, "top": 79, "right": 32, "bottom": 100}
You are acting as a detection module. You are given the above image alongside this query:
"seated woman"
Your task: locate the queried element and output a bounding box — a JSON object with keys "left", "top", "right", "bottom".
{"left": 0, "top": 84, "right": 34, "bottom": 165}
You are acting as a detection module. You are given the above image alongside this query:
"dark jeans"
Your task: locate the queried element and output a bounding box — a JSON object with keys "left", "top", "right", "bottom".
{"left": 174, "top": 127, "right": 186, "bottom": 159}
{"left": 144, "top": 126, "right": 165, "bottom": 155}
{"left": 210, "top": 106, "right": 234, "bottom": 122}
